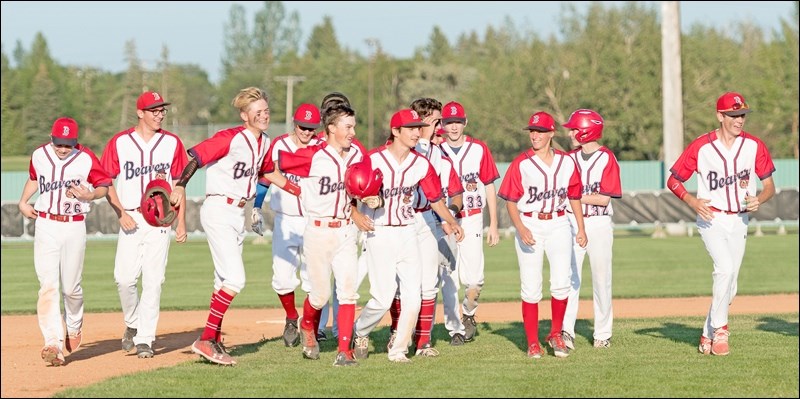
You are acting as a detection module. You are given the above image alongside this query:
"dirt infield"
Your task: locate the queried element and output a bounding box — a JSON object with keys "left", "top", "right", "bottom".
{"left": 2, "top": 294, "right": 798, "bottom": 398}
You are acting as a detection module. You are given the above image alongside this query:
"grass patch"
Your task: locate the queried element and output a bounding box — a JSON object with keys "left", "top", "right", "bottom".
{"left": 2, "top": 234, "right": 798, "bottom": 314}
{"left": 53, "top": 313, "right": 799, "bottom": 398}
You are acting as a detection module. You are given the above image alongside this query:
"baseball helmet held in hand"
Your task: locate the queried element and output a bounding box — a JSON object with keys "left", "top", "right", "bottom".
{"left": 345, "top": 160, "right": 383, "bottom": 199}
{"left": 563, "top": 109, "right": 604, "bottom": 144}
{"left": 141, "top": 179, "right": 178, "bottom": 227}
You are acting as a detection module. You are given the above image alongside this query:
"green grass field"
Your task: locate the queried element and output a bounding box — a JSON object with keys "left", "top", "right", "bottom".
{"left": 3, "top": 234, "right": 798, "bottom": 397}
{"left": 1, "top": 235, "right": 798, "bottom": 314}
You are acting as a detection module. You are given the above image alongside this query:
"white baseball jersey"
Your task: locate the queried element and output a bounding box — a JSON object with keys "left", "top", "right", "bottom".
{"left": 101, "top": 128, "right": 188, "bottom": 209}
{"left": 567, "top": 147, "right": 622, "bottom": 216}
{"left": 30, "top": 144, "right": 112, "bottom": 215}
{"left": 440, "top": 136, "right": 500, "bottom": 212}
{"left": 360, "top": 146, "right": 443, "bottom": 226}
{"left": 277, "top": 141, "right": 366, "bottom": 219}
{"left": 497, "top": 148, "right": 583, "bottom": 213}
{"left": 670, "top": 130, "right": 775, "bottom": 212}
{"left": 190, "top": 126, "right": 271, "bottom": 199}
{"left": 265, "top": 133, "right": 322, "bottom": 216}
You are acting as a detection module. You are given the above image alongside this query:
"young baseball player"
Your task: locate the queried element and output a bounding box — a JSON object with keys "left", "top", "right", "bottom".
{"left": 169, "top": 87, "right": 284, "bottom": 366}
{"left": 560, "top": 109, "right": 622, "bottom": 351}
{"left": 271, "top": 100, "right": 368, "bottom": 367}
{"left": 668, "top": 91, "right": 775, "bottom": 356}
{"left": 351, "top": 108, "right": 465, "bottom": 363}
{"left": 408, "top": 97, "right": 464, "bottom": 357}
{"left": 101, "top": 91, "right": 189, "bottom": 359}
{"left": 438, "top": 101, "right": 501, "bottom": 344}
{"left": 252, "top": 103, "right": 324, "bottom": 348}
{"left": 19, "top": 117, "right": 112, "bottom": 366}
{"left": 498, "top": 111, "right": 587, "bottom": 359}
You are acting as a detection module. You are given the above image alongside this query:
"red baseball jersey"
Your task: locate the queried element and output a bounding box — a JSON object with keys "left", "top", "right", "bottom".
{"left": 29, "top": 144, "right": 112, "bottom": 215}
{"left": 567, "top": 146, "right": 622, "bottom": 217}
{"left": 440, "top": 136, "right": 500, "bottom": 212}
{"left": 498, "top": 148, "right": 582, "bottom": 213}
{"left": 670, "top": 130, "right": 775, "bottom": 213}
{"left": 189, "top": 126, "right": 270, "bottom": 200}
{"left": 101, "top": 128, "right": 188, "bottom": 210}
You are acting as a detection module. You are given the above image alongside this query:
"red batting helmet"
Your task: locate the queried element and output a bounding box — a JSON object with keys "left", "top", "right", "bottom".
{"left": 345, "top": 160, "right": 383, "bottom": 199}
{"left": 563, "top": 109, "right": 604, "bottom": 144}
{"left": 141, "top": 179, "right": 178, "bottom": 227}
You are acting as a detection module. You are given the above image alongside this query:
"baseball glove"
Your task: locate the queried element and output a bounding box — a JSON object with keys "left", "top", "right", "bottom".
{"left": 251, "top": 207, "right": 265, "bottom": 236}
{"left": 141, "top": 179, "right": 178, "bottom": 227}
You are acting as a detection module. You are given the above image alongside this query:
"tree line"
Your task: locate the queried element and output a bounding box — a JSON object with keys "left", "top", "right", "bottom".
{"left": 2, "top": 1, "right": 798, "bottom": 161}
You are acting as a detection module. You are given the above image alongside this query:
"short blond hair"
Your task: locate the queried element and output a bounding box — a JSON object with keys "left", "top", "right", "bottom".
{"left": 232, "top": 87, "right": 269, "bottom": 112}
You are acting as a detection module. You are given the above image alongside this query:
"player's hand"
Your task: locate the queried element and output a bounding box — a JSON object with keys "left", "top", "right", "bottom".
{"left": 575, "top": 229, "right": 588, "bottom": 248}
{"left": 66, "top": 184, "right": 91, "bottom": 201}
{"left": 119, "top": 211, "right": 137, "bottom": 232}
{"left": 169, "top": 186, "right": 185, "bottom": 206}
{"left": 744, "top": 194, "right": 760, "bottom": 212}
{"left": 486, "top": 225, "right": 500, "bottom": 247}
{"left": 518, "top": 226, "right": 535, "bottom": 246}
{"left": 690, "top": 196, "right": 713, "bottom": 221}
{"left": 362, "top": 195, "right": 384, "bottom": 209}
{"left": 351, "top": 209, "right": 374, "bottom": 232}
{"left": 443, "top": 222, "right": 465, "bottom": 242}
{"left": 251, "top": 207, "right": 265, "bottom": 236}
{"left": 18, "top": 202, "right": 37, "bottom": 219}
{"left": 420, "top": 115, "right": 439, "bottom": 140}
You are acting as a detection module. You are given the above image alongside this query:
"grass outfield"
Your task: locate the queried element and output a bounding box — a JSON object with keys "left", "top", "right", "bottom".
{"left": 52, "top": 314, "right": 799, "bottom": 398}
{"left": 2, "top": 234, "right": 798, "bottom": 314}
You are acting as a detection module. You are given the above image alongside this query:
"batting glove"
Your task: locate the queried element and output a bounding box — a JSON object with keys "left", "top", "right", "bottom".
{"left": 362, "top": 195, "right": 384, "bottom": 209}
{"left": 251, "top": 207, "right": 265, "bottom": 236}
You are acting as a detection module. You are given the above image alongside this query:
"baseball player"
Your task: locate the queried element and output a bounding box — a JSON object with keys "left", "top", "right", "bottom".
{"left": 408, "top": 97, "right": 464, "bottom": 357}
{"left": 169, "top": 87, "right": 283, "bottom": 366}
{"left": 560, "top": 109, "right": 622, "bottom": 351}
{"left": 271, "top": 100, "right": 368, "bottom": 367}
{"left": 252, "top": 103, "right": 324, "bottom": 347}
{"left": 668, "top": 91, "right": 775, "bottom": 356}
{"left": 18, "top": 117, "right": 112, "bottom": 366}
{"left": 101, "top": 91, "right": 189, "bottom": 359}
{"left": 498, "top": 111, "right": 587, "bottom": 359}
{"left": 438, "top": 101, "right": 500, "bottom": 344}
{"left": 351, "top": 108, "right": 465, "bottom": 363}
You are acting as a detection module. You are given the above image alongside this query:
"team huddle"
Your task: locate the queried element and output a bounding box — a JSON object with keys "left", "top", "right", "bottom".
{"left": 20, "top": 89, "right": 774, "bottom": 367}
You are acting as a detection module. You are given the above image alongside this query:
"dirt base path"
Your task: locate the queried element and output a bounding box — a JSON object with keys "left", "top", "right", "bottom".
{"left": 2, "top": 294, "right": 797, "bottom": 398}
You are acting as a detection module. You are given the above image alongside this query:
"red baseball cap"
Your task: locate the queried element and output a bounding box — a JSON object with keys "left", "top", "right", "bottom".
{"left": 51, "top": 117, "right": 79, "bottom": 147}
{"left": 441, "top": 101, "right": 467, "bottom": 124}
{"left": 137, "top": 91, "right": 171, "bottom": 110}
{"left": 524, "top": 112, "right": 556, "bottom": 132}
{"left": 716, "top": 92, "right": 751, "bottom": 116}
{"left": 435, "top": 127, "right": 446, "bottom": 136}
{"left": 293, "top": 103, "right": 321, "bottom": 129}
{"left": 390, "top": 109, "right": 429, "bottom": 129}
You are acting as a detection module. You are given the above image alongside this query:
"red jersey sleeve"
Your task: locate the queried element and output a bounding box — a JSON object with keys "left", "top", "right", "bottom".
{"left": 420, "top": 161, "right": 444, "bottom": 203}
{"left": 80, "top": 145, "right": 113, "bottom": 188}
{"left": 567, "top": 157, "right": 582, "bottom": 200}
{"left": 278, "top": 144, "right": 320, "bottom": 177}
{"left": 445, "top": 158, "right": 465, "bottom": 197}
{"left": 599, "top": 148, "right": 622, "bottom": 198}
{"left": 497, "top": 155, "right": 524, "bottom": 202}
{"left": 478, "top": 140, "right": 500, "bottom": 185}
{"left": 751, "top": 134, "right": 776, "bottom": 180}
{"left": 669, "top": 133, "right": 709, "bottom": 182}
{"left": 188, "top": 127, "right": 240, "bottom": 167}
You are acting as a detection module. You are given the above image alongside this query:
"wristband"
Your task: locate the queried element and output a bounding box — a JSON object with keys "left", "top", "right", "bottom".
{"left": 283, "top": 180, "right": 302, "bottom": 196}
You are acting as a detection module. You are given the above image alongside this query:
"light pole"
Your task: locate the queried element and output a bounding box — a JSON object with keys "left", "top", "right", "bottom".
{"left": 365, "top": 38, "right": 379, "bottom": 149}
{"left": 275, "top": 75, "right": 306, "bottom": 133}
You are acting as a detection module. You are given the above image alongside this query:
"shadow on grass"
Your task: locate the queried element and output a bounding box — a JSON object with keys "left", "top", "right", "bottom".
{"left": 634, "top": 322, "right": 698, "bottom": 348}
{"left": 756, "top": 316, "right": 799, "bottom": 337}
{"left": 489, "top": 319, "right": 593, "bottom": 353}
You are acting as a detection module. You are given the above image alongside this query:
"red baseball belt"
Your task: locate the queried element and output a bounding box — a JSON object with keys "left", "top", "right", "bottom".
{"left": 312, "top": 218, "right": 352, "bottom": 228}
{"left": 709, "top": 206, "right": 742, "bottom": 215}
{"left": 456, "top": 209, "right": 482, "bottom": 218}
{"left": 37, "top": 211, "right": 85, "bottom": 222}
{"left": 521, "top": 210, "right": 565, "bottom": 220}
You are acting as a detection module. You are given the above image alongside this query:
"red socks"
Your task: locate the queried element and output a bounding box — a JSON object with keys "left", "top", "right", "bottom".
{"left": 390, "top": 296, "right": 401, "bottom": 332}
{"left": 414, "top": 298, "right": 436, "bottom": 347}
{"left": 522, "top": 301, "right": 539, "bottom": 347}
{"left": 278, "top": 292, "right": 299, "bottom": 320}
{"left": 201, "top": 290, "right": 235, "bottom": 341}
{"left": 550, "top": 297, "right": 568, "bottom": 337}
{"left": 337, "top": 304, "right": 355, "bottom": 352}
{"left": 301, "top": 296, "right": 320, "bottom": 331}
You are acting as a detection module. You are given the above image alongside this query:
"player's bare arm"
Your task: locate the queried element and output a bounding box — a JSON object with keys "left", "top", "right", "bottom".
{"left": 173, "top": 179, "right": 188, "bottom": 243}
{"left": 106, "top": 185, "right": 138, "bottom": 231}
{"left": 581, "top": 192, "right": 612, "bottom": 207}
{"left": 506, "top": 200, "right": 534, "bottom": 246}
{"left": 568, "top": 198, "right": 588, "bottom": 248}
{"left": 485, "top": 182, "right": 500, "bottom": 246}
{"left": 17, "top": 180, "right": 39, "bottom": 219}
{"left": 745, "top": 176, "right": 775, "bottom": 213}
{"left": 667, "top": 174, "right": 713, "bottom": 221}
